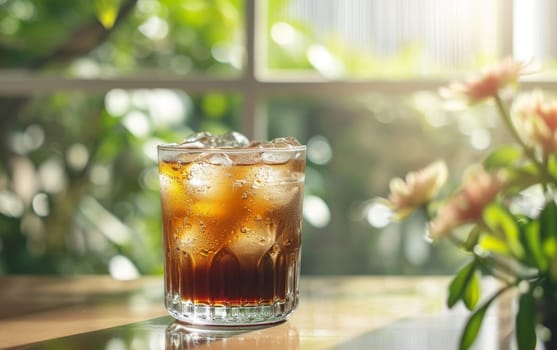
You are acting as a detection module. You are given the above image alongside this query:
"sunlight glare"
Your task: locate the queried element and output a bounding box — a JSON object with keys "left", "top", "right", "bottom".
{"left": 366, "top": 202, "right": 392, "bottom": 228}
{"left": 139, "top": 16, "right": 169, "bottom": 40}
{"left": 307, "top": 135, "right": 333, "bottom": 165}
{"left": 0, "top": 191, "right": 24, "bottom": 217}
{"left": 146, "top": 89, "right": 187, "bottom": 128}
{"left": 39, "top": 158, "right": 67, "bottom": 194}
{"left": 303, "top": 195, "right": 331, "bottom": 228}
{"left": 89, "top": 164, "right": 111, "bottom": 186}
{"left": 513, "top": 0, "right": 539, "bottom": 64}
{"left": 469, "top": 128, "right": 491, "bottom": 150}
{"left": 271, "top": 22, "right": 296, "bottom": 46}
{"left": 307, "top": 44, "right": 344, "bottom": 78}
{"left": 66, "top": 143, "right": 90, "bottom": 171}
{"left": 105, "top": 89, "right": 131, "bottom": 116}
{"left": 123, "top": 111, "right": 151, "bottom": 137}
{"left": 109, "top": 255, "right": 140, "bottom": 281}
{"left": 31, "top": 193, "right": 49, "bottom": 217}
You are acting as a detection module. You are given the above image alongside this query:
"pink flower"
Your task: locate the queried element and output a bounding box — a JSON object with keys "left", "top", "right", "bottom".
{"left": 381, "top": 161, "right": 448, "bottom": 220}
{"left": 440, "top": 58, "right": 527, "bottom": 104}
{"left": 428, "top": 165, "right": 506, "bottom": 240}
{"left": 512, "top": 90, "right": 557, "bottom": 155}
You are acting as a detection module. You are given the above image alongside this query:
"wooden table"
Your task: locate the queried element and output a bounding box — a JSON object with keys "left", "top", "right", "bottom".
{"left": 0, "top": 276, "right": 511, "bottom": 349}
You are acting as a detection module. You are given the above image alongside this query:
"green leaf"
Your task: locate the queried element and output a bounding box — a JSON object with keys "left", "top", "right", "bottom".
{"left": 459, "top": 286, "right": 508, "bottom": 350}
{"left": 516, "top": 293, "right": 536, "bottom": 350}
{"left": 479, "top": 235, "right": 510, "bottom": 255}
{"left": 483, "top": 204, "right": 524, "bottom": 258}
{"left": 550, "top": 255, "right": 557, "bottom": 281}
{"left": 459, "top": 302, "right": 489, "bottom": 350}
{"left": 540, "top": 200, "right": 557, "bottom": 242}
{"left": 95, "top": 0, "right": 123, "bottom": 29}
{"left": 523, "top": 221, "right": 548, "bottom": 271}
{"left": 483, "top": 145, "right": 523, "bottom": 170}
{"left": 548, "top": 154, "right": 557, "bottom": 180}
{"left": 504, "top": 164, "right": 542, "bottom": 194}
{"left": 462, "top": 270, "right": 481, "bottom": 310}
{"left": 448, "top": 261, "right": 477, "bottom": 309}
{"left": 540, "top": 202, "right": 557, "bottom": 280}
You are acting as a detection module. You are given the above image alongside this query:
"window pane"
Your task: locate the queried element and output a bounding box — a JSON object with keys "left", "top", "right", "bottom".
{"left": 0, "top": 91, "right": 241, "bottom": 274}
{"left": 266, "top": 93, "right": 509, "bottom": 274}
{"left": 0, "top": 0, "right": 244, "bottom": 77}
{"left": 514, "top": 0, "right": 557, "bottom": 77}
{"left": 265, "top": 0, "right": 505, "bottom": 79}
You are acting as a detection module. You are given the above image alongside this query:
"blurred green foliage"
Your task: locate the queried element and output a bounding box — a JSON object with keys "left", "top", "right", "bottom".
{"left": 0, "top": 0, "right": 242, "bottom": 275}
{"left": 0, "top": 0, "right": 243, "bottom": 74}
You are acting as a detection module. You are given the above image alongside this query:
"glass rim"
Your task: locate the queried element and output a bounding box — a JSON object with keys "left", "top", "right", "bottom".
{"left": 157, "top": 144, "right": 306, "bottom": 153}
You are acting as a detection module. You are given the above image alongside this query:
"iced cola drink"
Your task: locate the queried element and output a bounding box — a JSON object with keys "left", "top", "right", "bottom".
{"left": 158, "top": 132, "right": 306, "bottom": 326}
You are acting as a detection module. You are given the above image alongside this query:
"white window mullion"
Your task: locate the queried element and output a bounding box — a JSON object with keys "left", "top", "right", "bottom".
{"left": 499, "top": 0, "right": 514, "bottom": 58}
{"left": 243, "top": 0, "right": 266, "bottom": 140}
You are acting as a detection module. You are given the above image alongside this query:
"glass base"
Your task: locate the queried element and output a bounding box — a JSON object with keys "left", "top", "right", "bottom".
{"left": 166, "top": 294, "right": 298, "bottom": 326}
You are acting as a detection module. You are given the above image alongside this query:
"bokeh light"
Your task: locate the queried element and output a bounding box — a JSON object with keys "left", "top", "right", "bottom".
{"left": 307, "top": 135, "right": 333, "bottom": 165}
{"left": 303, "top": 195, "right": 330, "bottom": 228}
{"left": 109, "top": 255, "right": 140, "bottom": 280}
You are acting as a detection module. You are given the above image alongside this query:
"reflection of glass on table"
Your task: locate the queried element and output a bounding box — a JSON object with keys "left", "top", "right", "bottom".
{"left": 165, "top": 320, "right": 300, "bottom": 350}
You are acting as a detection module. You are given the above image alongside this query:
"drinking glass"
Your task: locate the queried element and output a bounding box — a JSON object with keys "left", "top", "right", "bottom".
{"left": 158, "top": 142, "right": 306, "bottom": 326}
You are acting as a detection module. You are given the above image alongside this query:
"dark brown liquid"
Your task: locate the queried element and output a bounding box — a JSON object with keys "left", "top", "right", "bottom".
{"left": 160, "top": 157, "right": 304, "bottom": 306}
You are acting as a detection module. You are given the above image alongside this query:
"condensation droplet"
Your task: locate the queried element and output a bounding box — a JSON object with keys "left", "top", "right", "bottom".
{"left": 233, "top": 179, "right": 247, "bottom": 189}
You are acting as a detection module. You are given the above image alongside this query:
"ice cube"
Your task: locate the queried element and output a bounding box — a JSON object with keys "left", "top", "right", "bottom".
{"left": 215, "top": 131, "right": 250, "bottom": 148}
{"left": 175, "top": 221, "right": 199, "bottom": 253}
{"left": 268, "top": 137, "right": 302, "bottom": 147}
{"left": 178, "top": 131, "right": 217, "bottom": 148}
{"left": 249, "top": 165, "right": 300, "bottom": 208}
{"left": 174, "top": 221, "right": 222, "bottom": 259}
{"left": 159, "top": 170, "right": 189, "bottom": 216}
{"left": 184, "top": 162, "right": 241, "bottom": 219}
{"left": 261, "top": 151, "right": 291, "bottom": 164}
{"left": 173, "top": 132, "right": 301, "bottom": 152}
{"left": 177, "top": 131, "right": 251, "bottom": 149}
{"left": 186, "top": 163, "right": 230, "bottom": 195}
{"left": 227, "top": 221, "right": 276, "bottom": 262}
{"left": 256, "top": 137, "right": 302, "bottom": 164}
{"left": 203, "top": 153, "right": 233, "bottom": 166}
{"left": 252, "top": 165, "right": 291, "bottom": 185}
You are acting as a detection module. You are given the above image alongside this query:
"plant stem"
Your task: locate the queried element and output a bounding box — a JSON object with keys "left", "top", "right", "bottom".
{"left": 475, "top": 255, "right": 514, "bottom": 283}
{"left": 464, "top": 226, "right": 481, "bottom": 252}
{"left": 543, "top": 154, "right": 551, "bottom": 193}
{"left": 447, "top": 233, "right": 467, "bottom": 249}
{"left": 494, "top": 94, "right": 557, "bottom": 185}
